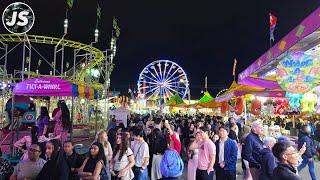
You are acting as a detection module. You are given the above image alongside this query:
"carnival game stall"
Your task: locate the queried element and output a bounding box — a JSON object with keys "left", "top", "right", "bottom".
{"left": 214, "top": 80, "right": 294, "bottom": 137}
{"left": 236, "top": 7, "right": 320, "bottom": 137}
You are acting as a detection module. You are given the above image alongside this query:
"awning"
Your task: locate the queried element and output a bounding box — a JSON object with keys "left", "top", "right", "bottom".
{"left": 216, "top": 81, "right": 285, "bottom": 102}
{"left": 165, "top": 94, "right": 186, "bottom": 107}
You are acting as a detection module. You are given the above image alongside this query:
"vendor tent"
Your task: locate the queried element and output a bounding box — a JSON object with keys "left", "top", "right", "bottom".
{"left": 165, "top": 94, "right": 186, "bottom": 106}
{"left": 190, "top": 91, "right": 222, "bottom": 109}
{"left": 198, "top": 91, "right": 214, "bottom": 103}
{"left": 216, "top": 81, "right": 285, "bottom": 102}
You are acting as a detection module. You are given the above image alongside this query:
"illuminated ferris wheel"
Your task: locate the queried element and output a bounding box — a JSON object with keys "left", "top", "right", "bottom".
{"left": 137, "top": 60, "right": 189, "bottom": 101}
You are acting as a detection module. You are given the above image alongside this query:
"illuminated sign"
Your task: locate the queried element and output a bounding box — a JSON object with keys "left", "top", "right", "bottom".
{"left": 276, "top": 51, "right": 320, "bottom": 94}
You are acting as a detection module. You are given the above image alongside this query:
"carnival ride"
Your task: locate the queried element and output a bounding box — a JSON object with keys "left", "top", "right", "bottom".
{"left": 137, "top": 60, "right": 190, "bottom": 102}
{"left": 0, "top": 2, "right": 120, "bottom": 160}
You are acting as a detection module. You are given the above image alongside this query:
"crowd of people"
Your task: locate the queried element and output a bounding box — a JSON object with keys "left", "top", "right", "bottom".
{"left": 1, "top": 111, "right": 320, "bottom": 180}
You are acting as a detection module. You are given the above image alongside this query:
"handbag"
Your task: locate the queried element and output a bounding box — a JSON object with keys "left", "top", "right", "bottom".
{"left": 100, "top": 160, "right": 111, "bottom": 180}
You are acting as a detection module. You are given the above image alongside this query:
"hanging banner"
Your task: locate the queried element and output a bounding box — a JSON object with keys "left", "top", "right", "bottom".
{"left": 276, "top": 51, "right": 320, "bottom": 94}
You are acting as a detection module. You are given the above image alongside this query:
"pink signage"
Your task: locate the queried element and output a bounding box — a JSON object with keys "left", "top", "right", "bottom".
{"left": 13, "top": 77, "right": 73, "bottom": 97}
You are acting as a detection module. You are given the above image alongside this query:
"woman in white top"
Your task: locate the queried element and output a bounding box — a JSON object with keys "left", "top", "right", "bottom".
{"left": 110, "top": 132, "right": 135, "bottom": 180}
{"left": 96, "top": 130, "right": 113, "bottom": 161}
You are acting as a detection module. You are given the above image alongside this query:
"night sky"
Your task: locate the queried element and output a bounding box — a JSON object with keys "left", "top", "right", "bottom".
{"left": 0, "top": 0, "right": 319, "bottom": 98}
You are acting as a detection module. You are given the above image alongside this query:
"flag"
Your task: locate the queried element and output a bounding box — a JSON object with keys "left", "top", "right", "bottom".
{"left": 269, "top": 13, "right": 277, "bottom": 41}
{"left": 113, "top": 17, "right": 121, "bottom": 37}
{"left": 67, "top": 0, "right": 73, "bottom": 9}
{"left": 97, "top": 3, "right": 101, "bottom": 19}
{"left": 232, "top": 58, "right": 237, "bottom": 76}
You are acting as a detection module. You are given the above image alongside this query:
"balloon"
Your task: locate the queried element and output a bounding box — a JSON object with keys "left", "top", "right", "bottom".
{"left": 301, "top": 92, "right": 317, "bottom": 113}
{"left": 235, "top": 97, "right": 244, "bottom": 115}
{"left": 251, "top": 99, "right": 261, "bottom": 116}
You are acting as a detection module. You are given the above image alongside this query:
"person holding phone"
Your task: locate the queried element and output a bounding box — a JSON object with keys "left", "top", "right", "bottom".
{"left": 164, "top": 120, "right": 181, "bottom": 154}
{"left": 297, "top": 125, "right": 318, "bottom": 180}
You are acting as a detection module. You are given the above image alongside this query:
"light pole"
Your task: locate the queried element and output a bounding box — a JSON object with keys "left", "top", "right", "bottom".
{"left": 53, "top": 18, "right": 68, "bottom": 76}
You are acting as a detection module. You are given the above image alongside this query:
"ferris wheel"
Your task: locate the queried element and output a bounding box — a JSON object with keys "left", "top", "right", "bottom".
{"left": 137, "top": 60, "right": 189, "bottom": 101}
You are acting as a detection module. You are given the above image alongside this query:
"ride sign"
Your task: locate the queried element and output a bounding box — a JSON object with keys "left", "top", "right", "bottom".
{"left": 26, "top": 84, "right": 61, "bottom": 90}
{"left": 13, "top": 77, "right": 73, "bottom": 97}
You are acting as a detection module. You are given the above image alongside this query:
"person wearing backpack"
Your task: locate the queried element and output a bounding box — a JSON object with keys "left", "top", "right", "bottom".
{"left": 160, "top": 132, "right": 184, "bottom": 180}
{"left": 150, "top": 118, "right": 167, "bottom": 180}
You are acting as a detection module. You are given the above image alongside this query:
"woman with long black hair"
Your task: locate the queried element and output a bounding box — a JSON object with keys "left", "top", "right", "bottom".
{"left": 78, "top": 142, "right": 110, "bottom": 179}
{"left": 37, "top": 139, "right": 70, "bottom": 180}
{"left": 14, "top": 126, "right": 39, "bottom": 160}
{"left": 110, "top": 132, "right": 135, "bottom": 180}
{"left": 53, "top": 101, "right": 71, "bottom": 145}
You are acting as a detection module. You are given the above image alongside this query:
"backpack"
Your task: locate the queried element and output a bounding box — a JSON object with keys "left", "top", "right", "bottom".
{"left": 100, "top": 160, "right": 111, "bottom": 180}
{"left": 160, "top": 149, "right": 184, "bottom": 178}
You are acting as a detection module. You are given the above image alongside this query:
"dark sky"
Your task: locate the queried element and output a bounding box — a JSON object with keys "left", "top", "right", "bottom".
{"left": 0, "top": 0, "right": 319, "bottom": 98}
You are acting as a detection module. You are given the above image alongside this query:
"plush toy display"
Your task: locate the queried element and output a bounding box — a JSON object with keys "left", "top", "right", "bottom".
{"left": 301, "top": 92, "right": 317, "bottom": 113}
{"left": 221, "top": 102, "right": 229, "bottom": 114}
{"left": 274, "top": 98, "right": 289, "bottom": 115}
{"left": 235, "top": 97, "right": 244, "bottom": 115}
{"left": 286, "top": 92, "right": 303, "bottom": 108}
{"left": 251, "top": 99, "right": 261, "bottom": 116}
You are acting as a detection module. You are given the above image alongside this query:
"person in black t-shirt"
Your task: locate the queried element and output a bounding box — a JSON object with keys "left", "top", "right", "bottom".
{"left": 63, "top": 141, "right": 85, "bottom": 180}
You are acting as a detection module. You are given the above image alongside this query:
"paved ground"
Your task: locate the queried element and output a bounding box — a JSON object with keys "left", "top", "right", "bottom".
{"left": 178, "top": 160, "right": 320, "bottom": 180}
{"left": 293, "top": 160, "right": 320, "bottom": 180}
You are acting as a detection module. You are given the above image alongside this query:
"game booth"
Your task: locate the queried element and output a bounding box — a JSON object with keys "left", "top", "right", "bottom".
{"left": 234, "top": 7, "right": 320, "bottom": 137}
